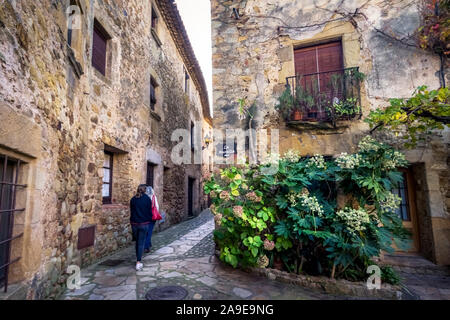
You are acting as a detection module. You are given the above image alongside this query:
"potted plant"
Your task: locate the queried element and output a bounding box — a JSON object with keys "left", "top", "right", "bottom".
{"left": 294, "top": 85, "right": 315, "bottom": 120}
{"left": 275, "top": 87, "right": 295, "bottom": 120}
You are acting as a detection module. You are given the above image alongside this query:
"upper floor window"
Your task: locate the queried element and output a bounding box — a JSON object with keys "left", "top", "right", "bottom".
{"left": 190, "top": 121, "right": 195, "bottom": 150}
{"left": 102, "top": 151, "right": 113, "bottom": 204}
{"left": 184, "top": 68, "right": 190, "bottom": 94}
{"left": 92, "top": 19, "right": 111, "bottom": 76}
{"left": 295, "top": 41, "right": 343, "bottom": 75}
{"left": 151, "top": 5, "right": 158, "bottom": 30}
{"left": 67, "top": 0, "right": 78, "bottom": 46}
{"left": 150, "top": 76, "right": 158, "bottom": 111}
{"left": 151, "top": 5, "right": 162, "bottom": 46}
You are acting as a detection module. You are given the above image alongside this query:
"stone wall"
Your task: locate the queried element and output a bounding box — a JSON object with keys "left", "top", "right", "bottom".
{"left": 210, "top": 0, "right": 449, "bottom": 265}
{"left": 0, "top": 0, "right": 211, "bottom": 299}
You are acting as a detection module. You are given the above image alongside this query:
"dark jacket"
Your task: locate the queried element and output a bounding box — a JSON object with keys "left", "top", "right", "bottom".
{"left": 130, "top": 194, "right": 153, "bottom": 224}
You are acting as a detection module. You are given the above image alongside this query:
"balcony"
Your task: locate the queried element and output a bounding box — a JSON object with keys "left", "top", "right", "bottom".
{"left": 280, "top": 67, "right": 364, "bottom": 129}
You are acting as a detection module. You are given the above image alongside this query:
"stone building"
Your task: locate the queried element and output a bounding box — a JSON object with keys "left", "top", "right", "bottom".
{"left": 0, "top": 0, "right": 212, "bottom": 298}
{"left": 210, "top": 0, "right": 449, "bottom": 265}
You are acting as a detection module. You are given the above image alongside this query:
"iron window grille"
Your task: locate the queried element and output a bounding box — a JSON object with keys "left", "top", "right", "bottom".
{"left": 102, "top": 151, "right": 113, "bottom": 204}
{"left": 285, "top": 67, "right": 362, "bottom": 126}
{"left": 0, "top": 155, "right": 26, "bottom": 292}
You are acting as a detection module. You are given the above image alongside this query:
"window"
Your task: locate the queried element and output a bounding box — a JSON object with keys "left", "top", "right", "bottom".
{"left": 151, "top": 6, "right": 158, "bottom": 30}
{"left": 146, "top": 162, "right": 156, "bottom": 188}
{"left": 392, "top": 171, "right": 410, "bottom": 221}
{"left": 292, "top": 41, "right": 344, "bottom": 120}
{"left": 294, "top": 41, "right": 343, "bottom": 78}
{"left": 92, "top": 19, "right": 110, "bottom": 76}
{"left": 150, "top": 5, "right": 162, "bottom": 46}
{"left": 150, "top": 76, "right": 157, "bottom": 111}
{"left": 67, "top": 0, "right": 79, "bottom": 46}
{"left": 184, "top": 68, "right": 190, "bottom": 94}
{"left": 102, "top": 151, "right": 113, "bottom": 204}
{"left": 190, "top": 122, "right": 195, "bottom": 150}
{"left": 0, "top": 155, "right": 25, "bottom": 292}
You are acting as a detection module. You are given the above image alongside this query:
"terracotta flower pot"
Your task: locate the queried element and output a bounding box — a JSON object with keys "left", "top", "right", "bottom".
{"left": 291, "top": 110, "right": 303, "bottom": 121}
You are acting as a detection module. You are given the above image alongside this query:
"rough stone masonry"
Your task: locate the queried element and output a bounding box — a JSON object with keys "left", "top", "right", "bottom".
{"left": 210, "top": 0, "right": 449, "bottom": 266}
{"left": 0, "top": 0, "right": 212, "bottom": 299}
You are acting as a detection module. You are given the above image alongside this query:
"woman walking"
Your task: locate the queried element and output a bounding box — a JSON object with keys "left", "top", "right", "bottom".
{"left": 144, "top": 186, "right": 159, "bottom": 253}
{"left": 130, "top": 184, "right": 152, "bottom": 271}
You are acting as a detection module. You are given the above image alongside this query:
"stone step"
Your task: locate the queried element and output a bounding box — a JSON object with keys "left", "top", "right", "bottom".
{"left": 380, "top": 253, "right": 450, "bottom": 276}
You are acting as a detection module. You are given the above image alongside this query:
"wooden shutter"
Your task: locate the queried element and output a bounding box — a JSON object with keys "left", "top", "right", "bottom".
{"left": 294, "top": 46, "right": 317, "bottom": 77}
{"left": 294, "top": 41, "right": 343, "bottom": 117}
{"left": 317, "top": 42, "right": 343, "bottom": 95}
{"left": 92, "top": 21, "right": 108, "bottom": 76}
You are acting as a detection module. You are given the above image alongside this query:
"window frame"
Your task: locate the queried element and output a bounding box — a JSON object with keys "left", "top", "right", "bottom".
{"left": 190, "top": 122, "right": 195, "bottom": 151}
{"left": 102, "top": 151, "right": 113, "bottom": 204}
{"left": 151, "top": 5, "right": 158, "bottom": 30}
{"left": 0, "top": 154, "right": 26, "bottom": 293}
{"left": 146, "top": 162, "right": 156, "bottom": 188}
{"left": 184, "top": 68, "right": 190, "bottom": 94}
{"left": 92, "top": 19, "right": 110, "bottom": 76}
{"left": 150, "top": 76, "right": 157, "bottom": 111}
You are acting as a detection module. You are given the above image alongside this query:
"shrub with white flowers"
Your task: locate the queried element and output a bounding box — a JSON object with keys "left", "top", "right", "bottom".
{"left": 335, "top": 152, "right": 361, "bottom": 169}
{"left": 283, "top": 149, "right": 301, "bottom": 163}
{"left": 358, "top": 136, "right": 380, "bottom": 152}
{"left": 383, "top": 150, "right": 407, "bottom": 169}
{"left": 380, "top": 192, "right": 402, "bottom": 213}
{"left": 336, "top": 207, "right": 371, "bottom": 234}
{"left": 204, "top": 135, "right": 410, "bottom": 284}
{"left": 307, "top": 154, "right": 327, "bottom": 169}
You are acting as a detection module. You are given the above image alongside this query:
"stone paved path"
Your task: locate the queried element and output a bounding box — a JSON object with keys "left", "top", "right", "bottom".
{"left": 60, "top": 210, "right": 344, "bottom": 300}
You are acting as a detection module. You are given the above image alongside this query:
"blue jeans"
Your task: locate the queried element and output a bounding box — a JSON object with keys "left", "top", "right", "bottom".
{"left": 144, "top": 221, "right": 156, "bottom": 250}
{"left": 132, "top": 224, "right": 150, "bottom": 262}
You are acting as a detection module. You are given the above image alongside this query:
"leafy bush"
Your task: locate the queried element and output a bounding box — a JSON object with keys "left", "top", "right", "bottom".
{"left": 204, "top": 136, "right": 411, "bottom": 282}
{"left": 381, "top": 265, "right": 401, "bottom": 285}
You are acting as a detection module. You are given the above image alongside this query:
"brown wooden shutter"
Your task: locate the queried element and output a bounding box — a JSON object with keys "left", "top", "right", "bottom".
{"left": 317, "top": 42, "right": 343, "bottom": 72}
{"left": 92, "top": 21, "right": 108, "bottom": 76}
{"left": 294, "top": 41, "right": 343, "bottom": 75}
{"left": 294, "top": 46, "right": 317, "bottom": 77}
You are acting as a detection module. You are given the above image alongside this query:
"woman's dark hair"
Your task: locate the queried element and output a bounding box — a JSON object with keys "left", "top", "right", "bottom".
{"left": 135, "top": 184, "right": 147, "bottom": 198}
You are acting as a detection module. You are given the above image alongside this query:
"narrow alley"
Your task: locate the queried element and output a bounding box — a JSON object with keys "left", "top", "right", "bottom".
{"left": 60, "top": 210, "right": 340, "bottom": 300}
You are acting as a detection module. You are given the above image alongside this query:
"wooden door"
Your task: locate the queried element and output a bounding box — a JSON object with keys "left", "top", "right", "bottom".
{"left": 392, "top": 168, "right": 420, "bottom": 252}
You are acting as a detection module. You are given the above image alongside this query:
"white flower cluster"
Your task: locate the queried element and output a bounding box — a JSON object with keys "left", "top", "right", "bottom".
{"left": 383, "top": 151, "right": 406, "bottom": 169}
{"left": 299, "top": 193, "right": 324, "bottom": 216}
{"left": 336, "top": 207, "right": 370, "bottom": 234}
{"left": 287, "top": 188, "right": 323, "bottom": 216}
{"left": 261, "top": 152, "right": 280, "bottom": 165}
{"left": 380, "top": 192, "right": 402, "bottom": 213}
{"left": 335, "top": 153, "right": 361, "bottom": 169}
{"left": 306, "top": 154, "right": 327, "bottom": 169}
{"left": 358, "top": 136, "right": 380, "bottom": 152}
{"left": 287, "top": 191, "right": 299, "bottom": 206}
{"left": 283, "top": 149, "right": 301, "bottom": 163}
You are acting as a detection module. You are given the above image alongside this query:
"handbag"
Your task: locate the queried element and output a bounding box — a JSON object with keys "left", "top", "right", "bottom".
{"left": 151, "top": 194, "right": 162, "bottom": 221}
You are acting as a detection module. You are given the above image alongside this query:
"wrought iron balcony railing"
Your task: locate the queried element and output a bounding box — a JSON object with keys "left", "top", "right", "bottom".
{"left": 285, "top": 67, "right": 363, "bottom": 126}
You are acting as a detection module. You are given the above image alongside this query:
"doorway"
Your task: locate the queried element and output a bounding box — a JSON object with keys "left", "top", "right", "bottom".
{"left": 392, "top": 168, "right": 420, "bottom": 252}
{"left": 188, "top": 177, "right": 195, "bottom": 217}
{"left": 146, "top": 162, "right": 156, "bottom": 188}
